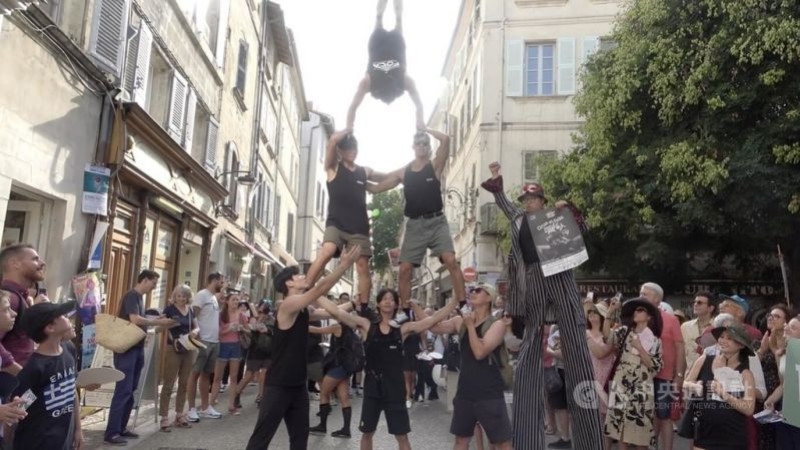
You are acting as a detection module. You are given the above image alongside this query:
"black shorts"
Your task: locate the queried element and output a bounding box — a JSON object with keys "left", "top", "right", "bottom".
{"left": 450, "top": 397, "right": 512, "bottom": 444}
{"left": 546, "top": 368, "right": 568, "bottom": 410}
{"left": 359, "top": 396, "right": 411, "bottom": 435}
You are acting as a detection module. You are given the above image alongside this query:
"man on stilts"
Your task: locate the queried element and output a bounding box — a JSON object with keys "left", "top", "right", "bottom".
{"left": 481, "top": 162, "right": 603, "bottom": 450}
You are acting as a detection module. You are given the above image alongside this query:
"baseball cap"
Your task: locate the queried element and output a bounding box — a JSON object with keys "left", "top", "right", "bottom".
{"left": 721, "top": 294, "right": 750, "bottom": 314}
{"left": 471, "top": 283, "right": 496, "bottom": 298}
{"left": 21, "top": 300, "right": 77, "bottom": 338}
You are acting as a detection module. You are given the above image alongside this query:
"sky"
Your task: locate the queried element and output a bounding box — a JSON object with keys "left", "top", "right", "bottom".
{"left": 278, "top": 0, "right": 462, "bottom": 173}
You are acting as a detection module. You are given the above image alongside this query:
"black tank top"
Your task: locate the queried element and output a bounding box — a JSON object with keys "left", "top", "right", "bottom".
{"left": 364, "top": 323, "right": 405, "bottom": 401}
{"left": 403, "top": 162, "right": 443, "bottom": 218}
{"left": 266, "top": 308, "right": 309, "bottom": 387}
{"left": 326, "top": 164, "right": 369, "bottom": 235}
{"left": 456, "top": 320, "right": 505, "bottom": 401}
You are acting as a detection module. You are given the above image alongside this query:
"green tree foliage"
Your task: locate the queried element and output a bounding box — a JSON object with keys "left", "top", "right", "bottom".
{"left": 369, "top": 189, "right": 405, "bottom": 275}
{"left": 541, "top": 0, "right": 800, "bottom": 292}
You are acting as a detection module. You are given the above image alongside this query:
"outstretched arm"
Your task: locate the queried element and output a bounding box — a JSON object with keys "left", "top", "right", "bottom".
{"left": 367, "top": 167, "right": 404, "bottom": 194}
{"left": 403, "top": 297, "right": 460, "bottom": 337}
{"left": 429, "top": 128, "right": 451, "bottom": 176}
{"left": 405, "top": 77, "right": 425, "bottom": 130}
{"left": 279, "top": 246, "right": 361, "bottom": 321}
{"left": 346, "top": 76, "right": 371, "bottom": 130}
{"left": 464, "top": 318, "right": 507, "bottom": 361}
{"left": 480, "top": 162, "right": 522, "bottom": 220}
{"left": 316, "top": 296, "right": 371, "bottom": 335}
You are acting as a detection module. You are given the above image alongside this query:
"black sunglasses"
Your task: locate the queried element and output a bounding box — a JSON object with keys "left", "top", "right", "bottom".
{"left": 635, "top": 307, "right": 648, "bottom": 313}
{"left": 471, "top": 287, "right": 485, "bottom": 294}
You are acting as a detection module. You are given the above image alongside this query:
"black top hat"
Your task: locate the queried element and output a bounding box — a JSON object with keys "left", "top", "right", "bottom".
{"left": 620, "top": 297, "right": 663, "bottom": 338}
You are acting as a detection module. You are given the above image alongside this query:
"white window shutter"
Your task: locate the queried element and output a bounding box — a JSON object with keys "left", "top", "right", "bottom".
{"left": 183, "top": 89, "right": 197, "bottom": 152}
{"left": 167, "top": 72, "right": 188, "bottom": 141}
{"left": 582, "top": 36, "right": 599, "bottom": 64}
{"left": 131, "top": 24, "right": 152, "bottom": 107}
{"left": 557, "top": 38, "right": 576, "bottom": 95}
{"left": 89, "top": 0, "right": 131, "bottom": 76}
{"left": 505, "top": 39, "right": 524, "bottom": 97}
{"left": 215, "top": 0, "right": 230, "bottom": 68}
{"left": 204, "top": 118, "right": 219, "bottom": 170}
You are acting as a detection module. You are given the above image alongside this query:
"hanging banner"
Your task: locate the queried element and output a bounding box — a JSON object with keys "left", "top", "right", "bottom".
{"left": 526, "top": 207, "right": 589, "bottom": 277}
{"left": 82, "top": 165, "right": 110, "bottom": 216}
{"left": 783, "top": 338, "right": 800, "bottom": 428}
{"left": 88, "top": 221, "right": 109, "bottom": 270}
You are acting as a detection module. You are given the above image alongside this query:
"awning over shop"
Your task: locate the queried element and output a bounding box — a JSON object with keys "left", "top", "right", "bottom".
{"left": 252, "top": 242, "right": 285, "bottom": 269}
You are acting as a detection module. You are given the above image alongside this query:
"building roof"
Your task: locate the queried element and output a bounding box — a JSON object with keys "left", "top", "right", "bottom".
{"left": 266, "top": 2, "right": 293, "bottom": 66}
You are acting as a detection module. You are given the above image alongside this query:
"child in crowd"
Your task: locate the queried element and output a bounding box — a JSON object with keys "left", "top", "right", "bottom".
{"left": 12, "top": 300, "right": 83, "bottom": 450}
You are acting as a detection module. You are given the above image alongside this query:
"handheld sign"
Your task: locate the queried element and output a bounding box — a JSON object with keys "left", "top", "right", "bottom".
{"left": 525, "top": 207, "right": 589, "bottom": 277}
{"left": 783, "top": 338, "right": 800, "bottom": 428}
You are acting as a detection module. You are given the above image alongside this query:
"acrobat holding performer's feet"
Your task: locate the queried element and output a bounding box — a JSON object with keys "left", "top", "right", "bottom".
{"left": 347, "top": 0, "right": 425, "bottom": 131}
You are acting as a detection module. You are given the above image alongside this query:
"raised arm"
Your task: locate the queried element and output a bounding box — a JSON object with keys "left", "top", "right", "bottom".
{"left": 430, "top": 315, "right": 463, "bottom": 336}
{"left": 326, "top": 129, "right": 351, "bottom": 172}
{"left": 346, "top": 76, "right": 371, "bottom": 130}
{"left": 464, "top": 317, "right": 507, "bottom": 361}
{"left": 280, "top": 246, "right": 360, "bottom": 318}
{"left": 405, "top": 77, "right": 425, "bottom": 131}
{"left": 429, "top": 128, "right": 451, "bottom": 176}
{"left": 403, "top": 297, "right": 460, "bottom": 337}
{"left": 315, "top": 296, "right": 371, "bottom": 334}
{"left": 367, "top": 167, "right": 404, "bottom": 194}
{"left": 480, "top": 162, "right": 522, "bottom": 220}
{"left": 308, "top": 299, "right": 356, "bottom": 321}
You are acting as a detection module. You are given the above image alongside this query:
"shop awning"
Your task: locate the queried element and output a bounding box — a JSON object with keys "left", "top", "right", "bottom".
{"left": 254, "top": 242, "right": 284, "bottom": 269}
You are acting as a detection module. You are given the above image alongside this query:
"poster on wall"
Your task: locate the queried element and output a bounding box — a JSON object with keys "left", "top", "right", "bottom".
{"left": 525, "top": 208, "right": 589, "bottom": 277}
{"left": 81, "top": 165, "right": 110, "bottom": 216}
{"left": 72, "top": 272, "right": 102, "bottom": 325}
{"left": 81, "top": 324, "right": 97, "bottom": 370}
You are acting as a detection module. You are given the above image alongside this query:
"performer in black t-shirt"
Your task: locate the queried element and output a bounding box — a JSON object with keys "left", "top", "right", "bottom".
{"left": 245, "top": 246, "right": 360, "bottom": 450}
{"left": 315, "top": 288, "right": 459, "bottom": 450}
{"left": 346, "top": 0, "right": 425, "bottom": 131}
{"left": 304, "top": 129, "right": 388, "bottom": 306}
{"left": 369, "top": 128, "right": 467, "bottom": 311}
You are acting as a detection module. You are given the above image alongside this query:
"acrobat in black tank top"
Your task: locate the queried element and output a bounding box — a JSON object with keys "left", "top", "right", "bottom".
{"left": 403, "top": 162, "right": 444, "bottom": 218}
{"left": 326, "top": 163, "right": 369, "bottom": 235}
{"left": 367, "top": 27, "right": 406, "bottom": 103}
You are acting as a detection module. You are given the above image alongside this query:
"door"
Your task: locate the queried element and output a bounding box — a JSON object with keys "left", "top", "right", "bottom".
{"left": 105, "top": 203, "right": 135, "bottom": 316}
{"left": 150, "top": 219, "right": 177, "bottom": 310}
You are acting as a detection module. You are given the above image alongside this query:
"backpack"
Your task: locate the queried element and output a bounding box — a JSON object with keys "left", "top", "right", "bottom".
{"left": 252, "top": 324, "right": 275, "bottom": 356}
{"left": 444, "top": 335, "right": 461, "bottom": 372}
{"left": 337, "top": 327, "right": 366, "bottom": 374}
{"left": 460, "top": 316, "right": 514, "bottom": 390}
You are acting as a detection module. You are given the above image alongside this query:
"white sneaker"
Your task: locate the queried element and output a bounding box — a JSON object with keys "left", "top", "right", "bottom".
{"left": 405, "top": 399, "right": 412, "bottom": 409}
{"left": 390, "top": 311, "right": 409, "bottom": 328}
{"left": 201, "top": 406, "right": 222, "bottom": 419}
{"left": 187, "top": 408, "right": 200, "bottom": 422}
{"left": 220, "top": 384, "right": 228, "bottom": 393}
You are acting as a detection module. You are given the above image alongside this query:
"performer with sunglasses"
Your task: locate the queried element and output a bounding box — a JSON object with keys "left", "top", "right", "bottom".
{"left": 368, "top": 128, "right": 467, "bottom": 317}
{"left": 479, "top": 162, "right": 603, "bottom": 450}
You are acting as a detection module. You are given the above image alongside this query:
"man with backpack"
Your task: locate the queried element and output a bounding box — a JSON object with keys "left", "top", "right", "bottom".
{"left": 430, "top": 283, "right": 513, "bottom": 450}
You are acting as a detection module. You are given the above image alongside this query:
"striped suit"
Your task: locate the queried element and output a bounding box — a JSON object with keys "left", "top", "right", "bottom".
{"left": 482, "top": 176, "right": 602, "bottom": 450}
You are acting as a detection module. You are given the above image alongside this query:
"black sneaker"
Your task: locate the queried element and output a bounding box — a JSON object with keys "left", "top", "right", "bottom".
{"left": 103, "top": 435, "right": 127, "bottom": 446}
{"left": 120, "top": 430, "right": 140, "bottom": 439}
{"left": 547, "top": 439, "right": 572, "bottom": 449}
{"left": 331, "top": 428, "right": 351, "bottom": 438}
{"left": 309, "top": 423, "right": 327, "bottom": 435}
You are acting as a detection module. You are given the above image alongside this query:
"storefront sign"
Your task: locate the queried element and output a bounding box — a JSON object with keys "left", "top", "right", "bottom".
{"left": 526, "top": 208, "right": 589, "bottom": 277}
{"left": 576, "top": 280, "right": 784, "bottom": 299}
{"left": 88, "top": 222, "right": 109, "bottom": 270}
{"left": 82, "top": 165, "right": 110, "bottom": 216}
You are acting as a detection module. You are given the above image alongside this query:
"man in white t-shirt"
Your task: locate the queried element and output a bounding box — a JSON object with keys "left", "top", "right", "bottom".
{"left": 187, "top": 273, "right": 225, "bottom": 421}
